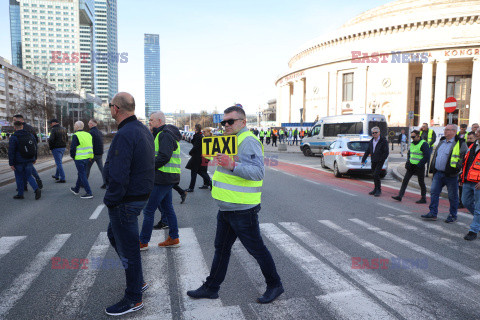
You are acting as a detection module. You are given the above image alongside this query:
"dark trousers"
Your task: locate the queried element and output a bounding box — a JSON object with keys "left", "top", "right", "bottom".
{"left": 24, "top": 165, "right": 40, "bottom": 186}
{"left": 371, "top": 161, "right": 384, "bottom": 191}
{"left": 74, "top": 159, "right": 92, "bottom": 195}
{"left": 429, "top": 171, "right": 458, "bottom": 217}
{"left": 260, "top": 137, "right": 264, "bottom": 144}
{"left": 293, "top": 136, "right": 298, "bottom": 145}
{"left": 173, "top": 183, "right": 185, "bottom": 196}
{"left": 272, "top": 137, "right": 277, "bottom": 147}
{"left": 399, "top": 167, "right": 426, "bottom": 198}
{"left": 205, "top": 205, "right": 282, "bottom": 291}
{"left": 15, "top": 162, "right": 38, "bottom": 196}
{"left": 86, "top": 154, "right": 106, "bottom": 185}
{"left": 189, "top": 169, "right": 211, "bottom": 189}
{"left": 107, "top": 201, "right": 147, "bottom": 303}
{"left": 425, "top": 147, "right": 433, "bottom": 176}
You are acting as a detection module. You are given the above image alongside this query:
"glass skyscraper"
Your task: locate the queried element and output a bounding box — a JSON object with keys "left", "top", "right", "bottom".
{"left": 144, "top": 34, "right": 160, "bottom": 118}
{"left": 9, "top": 0, "right": 22, "bottom": 69}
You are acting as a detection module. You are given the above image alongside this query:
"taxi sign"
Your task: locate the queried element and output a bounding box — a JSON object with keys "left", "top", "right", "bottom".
{"left": 202, "top": 135, "right": 238, "bottom": 156}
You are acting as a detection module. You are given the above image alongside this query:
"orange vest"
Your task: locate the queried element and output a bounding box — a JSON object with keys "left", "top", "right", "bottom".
{"left": 462, "top": 144, "right": 480, "bottom": 183}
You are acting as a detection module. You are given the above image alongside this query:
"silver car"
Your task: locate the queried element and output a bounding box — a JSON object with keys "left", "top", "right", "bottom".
{"left": 321, "top": 136, "right": 388, "bottom": 178}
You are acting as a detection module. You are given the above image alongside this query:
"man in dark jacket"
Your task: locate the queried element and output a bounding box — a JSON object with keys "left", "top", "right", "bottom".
{"left": 9, "top": 121, "right": 41, "bottom": 200}
{"left": 185, "top": 123, "right": 211, "bottom": 192}
{"left": 86, "top": 119, "right": 106, "bottom": 188}
{"left": 13, "top": 114, "right": 43, "bottom": 189}
{"left": 48, "top": 119, "right": 68, "bottom": 183}
{"left": 361, "top": 126, "right": 389, "bottom": 197}
{"left": 421, "top": 124, "right": 468, "bottom": 222}
{"left": 103, "top": 92, "right": 155, "bottom": 316}
{"left": 392, "top": 130, "right": 430, "bottom": 203}
{"left": 139, "top": 111, "right": 182, "bottom": 251}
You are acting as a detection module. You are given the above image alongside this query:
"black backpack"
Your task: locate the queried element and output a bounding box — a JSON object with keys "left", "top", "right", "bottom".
{"left": 17, "top": 133, "right": 37, "bottom": 159}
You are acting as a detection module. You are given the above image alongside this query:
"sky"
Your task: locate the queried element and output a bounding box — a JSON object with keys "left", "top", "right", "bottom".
{"left": 0, "top": 0, "right": 389, "bottom": 117}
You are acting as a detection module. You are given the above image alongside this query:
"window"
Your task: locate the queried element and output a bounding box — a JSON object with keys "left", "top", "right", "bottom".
{"left": 312, "top": 125, "right": 321, "bottom": 136}
{"left": 323, "top": 122, "right": 363, "bottom": 137}
{"left": 347, "top": 141, "right": 369, "bottom": 152}
{"left": 342, "top": 73, "right": 354, "bottom": 102}
{"left": 368, "top": 121, "right": 388, "bottom": 137}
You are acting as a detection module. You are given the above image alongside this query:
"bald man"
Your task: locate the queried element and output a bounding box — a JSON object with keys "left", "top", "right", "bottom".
{"left": 104, "top": 92, "right": 155, "bottom": 316}
{"left": 69, "top": 121, "right": 93, "bottom": 199}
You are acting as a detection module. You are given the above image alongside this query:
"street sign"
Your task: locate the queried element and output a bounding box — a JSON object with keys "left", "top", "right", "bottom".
{"left": 444, "top": 97, "right": 457, "bottom": 113}
{"left": 202, "top": 135, "right": 238, "bottom": 156}
{"left": 213, "top": 114, "right": 223, "bottom": 124}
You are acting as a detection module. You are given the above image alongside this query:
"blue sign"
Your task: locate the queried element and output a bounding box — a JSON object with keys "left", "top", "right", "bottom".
{"left": 213, "top": 114, "right": 223, "bottom": 124}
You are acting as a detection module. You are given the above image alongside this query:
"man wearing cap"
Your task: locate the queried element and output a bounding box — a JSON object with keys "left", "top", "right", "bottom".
{"left": 48, "top": 119, "right": 68, "bottom": 183}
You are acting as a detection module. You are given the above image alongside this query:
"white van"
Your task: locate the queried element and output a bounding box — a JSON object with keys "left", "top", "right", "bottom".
{"left": 300, "top": 114, "right": 388, "bottom": 156}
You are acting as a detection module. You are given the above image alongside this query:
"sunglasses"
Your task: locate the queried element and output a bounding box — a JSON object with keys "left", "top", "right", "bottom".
{"left": 411, "top": 136, "right": 417, "bottom": 139}
{"left": 372, "top": 132, "right": 379, "bottom": 134}
{"left": 220, "top": 118, "right": 243, "bottom": 126}
{"left": 109, "top": 103, "right": 119, "bottom": 109}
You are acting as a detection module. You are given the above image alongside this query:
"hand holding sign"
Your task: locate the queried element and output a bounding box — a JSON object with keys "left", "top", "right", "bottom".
{"left": 216, "top": 153, "right": 236, "bottom": 171}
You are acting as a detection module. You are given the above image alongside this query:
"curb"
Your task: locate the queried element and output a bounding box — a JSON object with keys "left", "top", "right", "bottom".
{"left": 391, "top": 165, "right": 449, "bottom": 198}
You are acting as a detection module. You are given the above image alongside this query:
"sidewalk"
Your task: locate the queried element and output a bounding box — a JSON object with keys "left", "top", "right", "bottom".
{"left": 262, "top": 142, "right": 303, "bottom": 153}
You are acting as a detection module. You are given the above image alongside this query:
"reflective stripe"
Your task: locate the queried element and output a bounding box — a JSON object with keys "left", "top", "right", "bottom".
{"left": 213, "top": 180, "right": 262, "bottom": 193}
{"left": 154, "top": 130, "right": 181, "bottom": 174}
{"left": 76, "top": 151, "right": 93, "bottom": 156}
{"left": 163, "top": 162, "right": 181, "bottom": 168}
{"left": 77, "top": 147, "right": 91, "bottom": 151}
{"left": 74, "top": 131, "right": 94, "bottom": 160}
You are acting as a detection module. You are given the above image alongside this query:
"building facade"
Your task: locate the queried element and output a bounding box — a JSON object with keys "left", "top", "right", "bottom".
{"left": 144, "top": 33, "right": 160, "bottom": 118}
{"left": 276, "top": 0, "right": 480, "bottom": 127}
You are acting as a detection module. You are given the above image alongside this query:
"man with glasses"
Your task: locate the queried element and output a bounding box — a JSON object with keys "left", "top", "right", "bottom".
{"left": 392, "top": 130, "right": 430, "bottom": 203}
{"left": 187, "top": 105, "right": 283, "bottom": 304}
{"left": 361, "top": 127, "right": 389, "bottom": 197}
{"left": 421, "top": 124, "right": 467, "bottom": 223}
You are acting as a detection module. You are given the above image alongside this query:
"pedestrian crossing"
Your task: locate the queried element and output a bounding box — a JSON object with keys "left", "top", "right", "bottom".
{"left": 0, "top": 213, "right": 480, "bottom": 319}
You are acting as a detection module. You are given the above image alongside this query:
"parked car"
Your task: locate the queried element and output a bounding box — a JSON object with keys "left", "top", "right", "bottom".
{"left": 321, "top": 135, "right": 388, "bottom": 178}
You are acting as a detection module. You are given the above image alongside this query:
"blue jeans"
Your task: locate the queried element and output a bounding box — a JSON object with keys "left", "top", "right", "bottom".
{"left": 14, "top": 162, "right": 38, "bottom": 196}
{"left": 107, "top": 201, "right": 147, "bottom": 303}
{"left": 429, "top": 171, "right": 459, "bottom": 217}
{"left": 52, "top": 148, "right": 66, "bottom": 180}
{"left": 462, "top": 182, "right": 480, "bottom": 233}
{"left": 73, "top": 159, "right": 92, "bottom": 195}
{"left": 140, "top": 184, "right": 179, "bottom": 243}
{"left": 86, "top": 154, "right": 106, "bottom": 185}
{"left": 205, "top": 205, "right": 281, "bottom": 291}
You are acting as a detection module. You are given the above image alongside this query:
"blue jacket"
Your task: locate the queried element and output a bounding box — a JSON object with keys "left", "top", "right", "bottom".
{"left": 88, "top": 126, "right": 104, "bottom": 155}
{"left": 8, "top": 129, "right": 37, "bottom": 166}
{"left": 103, "top": 115, "right": 155, "bottom": 208}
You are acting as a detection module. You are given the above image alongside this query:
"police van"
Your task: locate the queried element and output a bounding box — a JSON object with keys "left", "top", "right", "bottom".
{"left": 300, "top": 114, "right": 388, "bottom": 156}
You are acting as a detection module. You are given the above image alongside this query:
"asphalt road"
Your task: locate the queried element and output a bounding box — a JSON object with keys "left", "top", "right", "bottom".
{"left": 0, "top": 141, "right": 478, "bottom": 319}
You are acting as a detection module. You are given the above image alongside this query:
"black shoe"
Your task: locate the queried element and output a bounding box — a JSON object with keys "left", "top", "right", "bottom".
{"left": 80, "top": 194, "right": 93, "bottom": 199}
{"left": 13, "top": 195, "right": 24, "bottom": 199}
{"left": 35, "top": 188, "right": 41, "bottom": 200}
{"left": 187, "top": 283, "right": 219, "bottom": 299}
{"left": 185, "top": 188, "right": 194, "bottom": 192}
{"left": 105, "top": 297, "right": 143, "bottom": 316}
{"left": 180, "top": 192, "right": 187, "bottom": 204}
{"left": 391, "top": 196, "right": 402, "bottom": 201}
{"left": 444, "top": 215, "right": 457, "bottom": 223}
{"left": 100, "top": 184, "right": 106, "bottom": 189}
{"left": 421, "top": 213, "right": 437, "bottom": 220}
{"left": 24, "top": 186, "right": 28, "bottom": 191}
{"left": 464, "top": 231, "right": 477, "bottom": 241}
{"left": 257, "top": 285, "right": 284, "bottom": 304}
{"left": 199, "top": 185, "right": 209, "bottom": 189}
{"left": 36, "top": 179, "right": 43, "bottom": 189}
{"left": 52, "top": 175, "right": 59, "bottom": 180}
{"left": 368, "top": 189, "right": 376, "bottom": 195}
{"left": 416, "top": 198, "right": 427, "bottom": 204}
{"left": 153, "top": 222, "right": 169, "bottom": 230}
{"left": 459, "top": 203, "right": 465, "bottom": 209}
{"left": 374, "top": 190, "right": 382, "bottom": 197}
{"left": 70, "top": 187, "right": 80, "bottom": 196}
{"left": 56, "top": 180, "right": 66, "bottom": 183}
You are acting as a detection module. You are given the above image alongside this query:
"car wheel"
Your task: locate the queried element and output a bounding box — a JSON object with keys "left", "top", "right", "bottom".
{"left": 303, "top": 146, "right": 313, "bottom": 157}
{"left": 334, "top": 162, "right": 342, "bottom": 178}
{"left": 320, "top": 155, "right": 327, "bottom": 168}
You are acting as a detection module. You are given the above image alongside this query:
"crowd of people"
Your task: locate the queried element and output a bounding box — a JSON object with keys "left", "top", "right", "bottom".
{"left": 252, "top": 127, "right": 309, "bottom": 146}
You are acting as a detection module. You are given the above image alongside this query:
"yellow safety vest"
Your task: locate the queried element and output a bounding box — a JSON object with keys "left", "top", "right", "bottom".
{"left": 450, "top": 140, "right": 461, "bottom": 168}
{"left": 154, "top": 131, "right": 181, "bottom": 174}
{"left": 427, "top": 129, "right": 433, "bottom": 145}
{"left": 409, "top": 140, "right": 427, "bottom": 165}
{"left": 212, "top": 131, "right": 264, "bottom": 204}
{"left": 74, "top": 131, "right": 94, "bottom": 160}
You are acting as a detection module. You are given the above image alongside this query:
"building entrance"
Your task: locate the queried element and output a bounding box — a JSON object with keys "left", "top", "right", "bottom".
{"left": 444, "top": 75, "right": 471, "bottom": 125}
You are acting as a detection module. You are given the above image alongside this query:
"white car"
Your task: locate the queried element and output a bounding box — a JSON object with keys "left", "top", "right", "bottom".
{"left": 321, "top": 136, "right": 388, "bottom": 178}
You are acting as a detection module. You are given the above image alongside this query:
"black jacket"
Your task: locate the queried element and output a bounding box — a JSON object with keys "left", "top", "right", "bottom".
{"left": 23, "top": 122, "right": 39, "bottom": 143}
{"left": 88, "top": 126, "right": 104, "bottom": 155}
{"left": 103, "top": 115, "right": 155, "bottom": 208}
{"left": 48, "top": 124, "right": 68, "bottom": 150}
{"left": 429, "top": 135, "right": 467, "bottom": 177}
{"left": 420, "top": 129, "right": 436, "bottom": 148}
{"left": 186, "top": 131, "right": 207, "bottom": 173}
{"left": 8, "top": 129, "right": 37, "bottom": 166}
{"left": 362, "top": 136, "right": 389, "bottom": 164}
{"left": 153, "top": 124, "right": 182, "bottom": 185}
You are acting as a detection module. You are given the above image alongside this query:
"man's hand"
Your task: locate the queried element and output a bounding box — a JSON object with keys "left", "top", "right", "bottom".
{"left": 10, "top": 166, "right": 15, "bottom": 171}
{"left": 216, "top": 153, "right": 235, "bottom": 171}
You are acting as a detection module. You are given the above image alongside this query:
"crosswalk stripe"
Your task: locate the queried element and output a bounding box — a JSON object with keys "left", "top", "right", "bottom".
{"left": 0, "top": 234, "right": 71, "bottom": 318}
{"left": 89, "top": 204, "right": 105, "bottom": 220}
{"left": 318, "top": 220, "right": 438, "bottom": 282}
{"left": 0, "top": 236, "right": 26, "bottom": 260}
{"left": 182, "top": 305, "right": 245, "bottom": 320}
{"left": 249, "top": 297, "right": 321, "bottom": 320}
{"left": 131, "top": 230, "right": 172, "bottom": 320}
{"left": 378, "top": 203, "right": 411, "bottom": 214}
{"left": 349, "top": 218, "right": 479, "bottom": 276}
{"left": 232, "top": 242, "right": 265, "bottom": 293}
{"left": 56, "top": 232, "right": 110, "bottom": 317}
{"left": 281, "top": 222, "right": 458, "bottom": 319}
{"left": 378, "top": 216, "right": 480, "bottom": 258}
{"left": 260, "top": 223, "right": 395, "bottom": 319}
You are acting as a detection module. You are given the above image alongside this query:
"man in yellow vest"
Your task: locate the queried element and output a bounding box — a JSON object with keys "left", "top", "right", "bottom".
{"left": 421, "top": 124, "right": 467, "bottom": 222}
{"left": 420, "top": 123, "right": 436, "bottom": 177}
{"left": 69, "top": 121, "right": 94, "bottom": 199}
{"left": 392, "top": 130, "right": 430, "bottom": 203}
{"left": 187, "top": 105, "right": 283, "bottom": 304}
{"left": 139, "top": 111, "right": 182, "bottom": 249}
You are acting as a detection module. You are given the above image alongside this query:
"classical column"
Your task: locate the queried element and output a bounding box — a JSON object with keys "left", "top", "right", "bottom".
{"left": 355, "top": 66, "right": 368, "bottom": 114}
{"left": 433, "top": 59, "right": 448, "bottom": 126}
{"left": 470, "top": 58, "right": 480, "bottom": 124}
{"left": 420, "top": 61, "right": 434, "bottom": 125}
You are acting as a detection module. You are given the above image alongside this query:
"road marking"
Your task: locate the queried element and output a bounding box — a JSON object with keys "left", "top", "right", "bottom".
{"left": 232, "top": 242, "right": 264, "bottom": 293}
{"left": 0, "top": 234, "right": 71, "bottom": 318}
{"left": 183, "top": 306, "right": 246, "bottom": 320}
{"left": 0, "top": 236, "right": 26, "bottom": 260}
{"left": 333, "top": 188, "right": 357, "bottom": 196}
{"left": 57, "top": 232, "right": 110, "bottom": 317}
{"left": 377, "top": 203, "right": 411, "bottom": 214}
{"left": 260, "top": 223, "right": 394, "bottom": 319}
{"left": 249, "top": 297, "right": 321, "bottom": 320}
{"left": 306, "top": 180, "right": 321, "bottom": 185}
{"left": 349, "top": 218, "right": 479, "bottom": 276}
{"left": 89, "top": 204, "right": 105, "bottom": 220}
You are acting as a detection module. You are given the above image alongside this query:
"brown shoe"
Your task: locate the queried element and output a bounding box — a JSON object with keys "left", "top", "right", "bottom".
{"left": 140, "top": 242, "right": 149, "bottom": 251}
{"left": 158, "top": 236, "right": 180, "bottom": 248}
